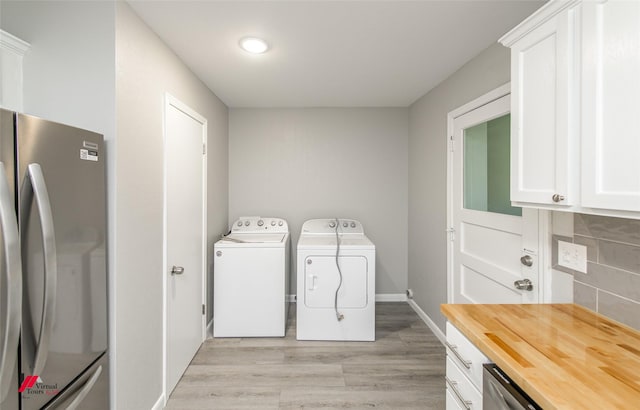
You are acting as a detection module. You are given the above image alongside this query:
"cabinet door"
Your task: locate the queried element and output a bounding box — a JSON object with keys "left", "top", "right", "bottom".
{"left": 510, "top": 7, "right": 578, "bottom": 206}
{"left": 581, "top": 0, "right": 640, "bottom": 212}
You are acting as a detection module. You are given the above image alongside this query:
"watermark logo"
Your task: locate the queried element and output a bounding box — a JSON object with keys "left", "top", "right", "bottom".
{"left": 18, "top": 376, "right": 41, "bottom": 393}
{"left": 19, "top": 375, "right": 59, "bottom": 396}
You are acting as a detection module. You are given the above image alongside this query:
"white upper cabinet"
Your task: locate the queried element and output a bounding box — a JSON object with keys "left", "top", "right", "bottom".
{"left": 581, "top": 0, "right": 640, "bottom": 212}
{"left": 501, "top": 0, "right": 640, "bottom": 218}
{"left": 506, "top": 4, "right": 579, "bottom": 207}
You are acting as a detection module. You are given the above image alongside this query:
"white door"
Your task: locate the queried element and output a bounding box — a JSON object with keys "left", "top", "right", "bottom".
{"left": 448, "top": 91, "right": 540, "bottom": 304}
{"left": 164, "top": 94, "right": 207, "bottom": 397}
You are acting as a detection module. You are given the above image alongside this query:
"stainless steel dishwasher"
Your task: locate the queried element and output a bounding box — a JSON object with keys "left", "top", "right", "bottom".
{"left": 483, "top": 364, "right": 542, "bottom": 410}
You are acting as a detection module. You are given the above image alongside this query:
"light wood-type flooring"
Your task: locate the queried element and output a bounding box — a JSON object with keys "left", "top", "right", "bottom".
{"left": 166, "top": 302, "right": 445, "bottom": 409}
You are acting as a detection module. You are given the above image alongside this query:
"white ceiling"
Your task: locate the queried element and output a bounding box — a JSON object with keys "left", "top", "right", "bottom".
{"left": 128, "top": 0, "right": 544, "bottom": 108}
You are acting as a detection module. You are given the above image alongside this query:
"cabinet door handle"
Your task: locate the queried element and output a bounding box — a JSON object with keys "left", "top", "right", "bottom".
{"left": 445, "top": 377, "right": 472, "bottom": 410}
{"left": 445, "top": 342, "right": 471, "bottom": 369}
{"left": 552, "top": 194, "right": 565, "bottom": 202}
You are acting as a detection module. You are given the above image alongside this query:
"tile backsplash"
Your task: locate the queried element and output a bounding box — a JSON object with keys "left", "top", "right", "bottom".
{"left": 553, "top": 214, "right": 640, "bottom": 330}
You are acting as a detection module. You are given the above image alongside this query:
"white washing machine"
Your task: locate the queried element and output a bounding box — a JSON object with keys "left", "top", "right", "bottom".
{"left": 213, "top": 216, "right": 290, "bottom": 337}
{"left": 296, "top": 218, "right": 375, "bottom": 341}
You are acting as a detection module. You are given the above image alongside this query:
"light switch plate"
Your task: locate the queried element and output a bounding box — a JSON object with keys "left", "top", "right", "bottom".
{"left": 558, "top": 240, "right": 587, "bottom": 273}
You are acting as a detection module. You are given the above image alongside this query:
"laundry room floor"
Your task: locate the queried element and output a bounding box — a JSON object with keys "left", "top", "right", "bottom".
{"left": 165, "top": 302, "right": 445, "bottom": 409}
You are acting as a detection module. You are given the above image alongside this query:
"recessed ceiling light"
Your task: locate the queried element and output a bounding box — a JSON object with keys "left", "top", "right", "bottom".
{"left": 239, "top": 37, "right": 269, "bottom": 54}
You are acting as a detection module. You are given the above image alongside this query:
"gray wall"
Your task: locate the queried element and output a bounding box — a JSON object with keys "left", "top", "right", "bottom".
{"left": 229, "top": 108, "right": 408, "bottom": 295}
{"left": 2, "top": 2, "right": 229, "bottom": 408}
{"left": 557, "top": 214, "right": 640, "bottom": 331}
{"left": 408, "top": 43, "right": 511, "bottom": 333}
{"left": 116, "top": 3, "right": 228, "bottom": 408}
{"left": 0, "top": 1, "right": 116, "bottom": 139}
{"left": 0, "top": 0, "right": 118, "bottom": 404}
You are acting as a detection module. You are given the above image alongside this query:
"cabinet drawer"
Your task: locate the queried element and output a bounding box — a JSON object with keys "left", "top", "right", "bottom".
{"left": 446, "top": 322, "right": 488, "bottom": 391}
{"left": 446, "top": 357, "right": 482, "bottom": 410}
{"left": 446, "top": 388, "right": 466, "bottom": 410}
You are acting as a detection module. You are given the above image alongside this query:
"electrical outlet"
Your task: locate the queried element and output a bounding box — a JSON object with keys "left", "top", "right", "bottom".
{"left": 558, "top": 241, "right": 587, "bottom": 273}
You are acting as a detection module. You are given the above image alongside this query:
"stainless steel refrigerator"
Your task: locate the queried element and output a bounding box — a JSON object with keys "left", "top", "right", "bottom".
{"left": 0, "top": 109, "right": 108, "bottom": 410}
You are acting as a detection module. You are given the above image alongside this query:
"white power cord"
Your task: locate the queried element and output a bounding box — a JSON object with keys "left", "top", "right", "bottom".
{"left": 333, "top": 218, "right": 344, "bottom": 321}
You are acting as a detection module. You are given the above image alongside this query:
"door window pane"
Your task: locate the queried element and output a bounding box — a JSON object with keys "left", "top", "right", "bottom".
{"left": 463, "top": 114, "right": 522, "bottom": 216}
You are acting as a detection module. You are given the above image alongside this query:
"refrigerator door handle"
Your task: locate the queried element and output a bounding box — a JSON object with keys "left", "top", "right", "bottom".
{"left": 64, "top": 365, "right": 103, "bottom": 410}
{"left": 0, "top": 162, "right": 22, "bottom": 403}
{"left": 21, "top": 163, "right": 57, "bottom": 376}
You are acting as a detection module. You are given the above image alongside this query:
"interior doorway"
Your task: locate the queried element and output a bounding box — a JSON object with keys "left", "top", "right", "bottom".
{"left": 163, "top": 94, "right": 207, "bottom": 399}
{"left": 447, "top": 85, "right": 541, "bottom": 304}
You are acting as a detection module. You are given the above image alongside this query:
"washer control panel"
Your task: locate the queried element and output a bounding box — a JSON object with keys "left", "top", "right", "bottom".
{"left": 231, "top": 216, "right": 288, "bottom": 233}
{"left": 301, "top": 218, "right": 364, "bottom": 235}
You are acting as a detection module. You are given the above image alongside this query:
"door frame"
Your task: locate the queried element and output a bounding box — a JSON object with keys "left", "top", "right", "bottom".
{"left": 446, "top": 83, "right": 552, "bottom": 303}
{"left": 162, "top": 93, "right": 207, "bottom": 403}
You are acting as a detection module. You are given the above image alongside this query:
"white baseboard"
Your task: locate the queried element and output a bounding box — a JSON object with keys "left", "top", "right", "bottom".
{"left": 287, "top": 294, "right": 407, "bottom": 303}
{"left": 151, "top": 394, "right": 165, "bottom": 410}
{"left": 407, "top": 299, "right": 446, "bottom": 345}
{"left": 375, "top": 293, "right": 407, "bottom": 302}
{"left": 206, "top": 319, "right": 213, "bottom": 338}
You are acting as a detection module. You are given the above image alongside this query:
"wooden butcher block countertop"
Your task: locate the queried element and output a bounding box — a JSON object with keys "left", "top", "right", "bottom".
{"left": 441, "top": 303, "right": 640, "bottom": 409}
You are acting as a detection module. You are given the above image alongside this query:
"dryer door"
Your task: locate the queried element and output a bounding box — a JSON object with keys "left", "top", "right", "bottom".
{"left": 304, "top": 255, "right": 368, "bottom": 309}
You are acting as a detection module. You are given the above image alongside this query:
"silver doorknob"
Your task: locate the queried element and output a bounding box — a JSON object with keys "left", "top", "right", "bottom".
{"left": 514, "top": 279, "right": 533, "bottom": 291}
{"left": 171, "top": 266, "right": 184, "bottom": 275}
{"left": 520, "top": 255, "right": 533, "bottom": 267}
{"left": 552, "top": 194, "right": 565, "bottom": 202}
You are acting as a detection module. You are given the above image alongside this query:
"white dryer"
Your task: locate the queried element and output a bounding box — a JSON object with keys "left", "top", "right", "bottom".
{"left": 296, "top": 218, "right": 375, "bottom": 341}
{"left": 213, "top": 216, "right": 290, "bottom": 337}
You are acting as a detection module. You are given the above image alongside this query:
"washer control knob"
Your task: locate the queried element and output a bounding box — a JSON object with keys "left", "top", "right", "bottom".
{"left": 351, "top": 222, "right": 356, "bottom": 228}
{"left": 237, "top": 221, "right": 242, "bottom": 227}
{"left": 329, "top": 221, "right": 336, "bottom": 228}
{"left": 257, "top": 219, "right": 264, "bottom": 226}
{"left": 278, "top": 221, "right": 283, "bottom": 226}
{"left": 244, "top": 220, "right": 250, "bottom": 226}
{"left": 271, "top": 220, "right": 276, "bottom": 226}
{"left": 216, "top": 251, "right": 222, "bottom": 257}
{"left": 343, "top": 222, "right": 348, "bottom": 228}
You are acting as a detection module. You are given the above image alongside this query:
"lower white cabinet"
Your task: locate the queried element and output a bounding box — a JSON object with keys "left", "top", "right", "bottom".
{"left": 446, "top": 388, "right": 464, "bottom": 410}
{"left": 446, "top": 322, "right": 489, "bottom": 409}
{"left": 446, "top": 358, "right": 482, "bottom": 410}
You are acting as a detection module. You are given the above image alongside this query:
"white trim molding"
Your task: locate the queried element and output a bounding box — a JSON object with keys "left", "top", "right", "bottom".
{"left": 407, "top": 299, "right": 445, "bottom": 345}
{"left": 0, "top": 30, "right": 30, "bottom": 112}
{"left": 151, "top": 394, "right": 165, "bottom": 410}
{"left": 0, "top": 30, "right": 30, "bottom": 55}
{"left": 499, "top": 0, "right": 581, "bottom": 46}
{"left": 375, "top": 293, "right": 407, "bottom": 302}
